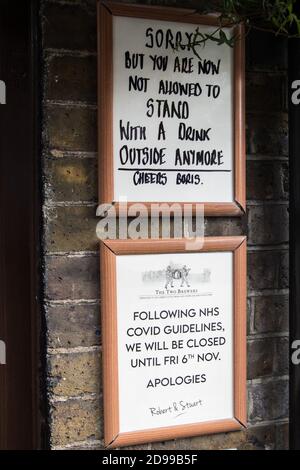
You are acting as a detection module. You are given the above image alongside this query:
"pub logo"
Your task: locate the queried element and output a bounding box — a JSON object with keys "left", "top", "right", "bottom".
{"left": 165, "top": 264, "right": 191, "bottom": 289}
{"left": 141, "top": 262, "right": 211, "bottom": 298}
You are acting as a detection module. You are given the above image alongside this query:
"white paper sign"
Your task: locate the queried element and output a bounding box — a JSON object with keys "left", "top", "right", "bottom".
{"left": 116, "top": 251, "right": 234, "bottom": 432}
{"left": 113, "top": 16, "right": 234, "bottom": 203}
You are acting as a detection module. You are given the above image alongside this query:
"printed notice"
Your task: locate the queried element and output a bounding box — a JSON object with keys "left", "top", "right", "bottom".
{"left": 116, "top": 251, "right": 234, "bottom": 432}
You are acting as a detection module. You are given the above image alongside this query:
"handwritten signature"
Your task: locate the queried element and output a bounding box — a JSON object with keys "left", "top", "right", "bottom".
{"left": 149, "top": 398, "right": 203, "bottom": 419}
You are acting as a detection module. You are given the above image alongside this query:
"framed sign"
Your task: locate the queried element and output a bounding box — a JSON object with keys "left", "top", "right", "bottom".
{"left": 100, "top": 236, "right": 247, "bottom": 447}
{"left": 98, "top": 1, "right": 245, "bottom": 216}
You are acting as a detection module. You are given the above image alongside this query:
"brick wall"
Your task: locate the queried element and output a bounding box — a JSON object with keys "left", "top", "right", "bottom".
{"left": 41, "top": 0, "right": 289, "bottom": 450}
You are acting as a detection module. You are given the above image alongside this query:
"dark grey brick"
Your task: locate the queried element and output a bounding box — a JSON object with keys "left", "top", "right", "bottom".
{"left": 43, "top": 2, "right": 97, "bottom": 51}
{"left": 246, "top": 72, "right": 287, "bottom": 113}
{"left": 247, "top": 204, "right": 288, "bottom": 245}
{"left": 47, "top": 106, "right": 97, "bottom": 152}
{"left": 248, "top": 337, "right": 288, "bottom": 380}
{"left": 248, "top": 251, "right": 280, "bottom": 290}
{"left": 45, "top": 206, "right": 98, "bottom": 253}
{"left": 249, "top": 379, "right": 288, "bottom": 422}
{"left": 247, "top": 113, "right": 288, "bottom": 156}
{"left": 44, "top": 157, "right": 97, "bottom": 203}
{"left": 46, "top": 55, "right": 97, "bottom": 103}
{"left": 247, "top": 161, "right": 288, "bottom": 201}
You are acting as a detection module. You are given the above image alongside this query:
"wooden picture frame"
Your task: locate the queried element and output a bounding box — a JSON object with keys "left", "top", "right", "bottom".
{"left": 97, "top": 1, "right": 245, "bottom": 216}
{"left": 100, "top": 236, "right": 247, "bottom": 448}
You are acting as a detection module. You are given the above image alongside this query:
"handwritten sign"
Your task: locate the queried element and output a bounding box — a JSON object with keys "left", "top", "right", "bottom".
{"left": 98, "top": 2, "right": 245, "bottom": 215}
{"left": 100, "top": 237, "right": 247, "bottom": 447}
{"left": 0, "top": 80, "right": 6, "bottom": 104}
